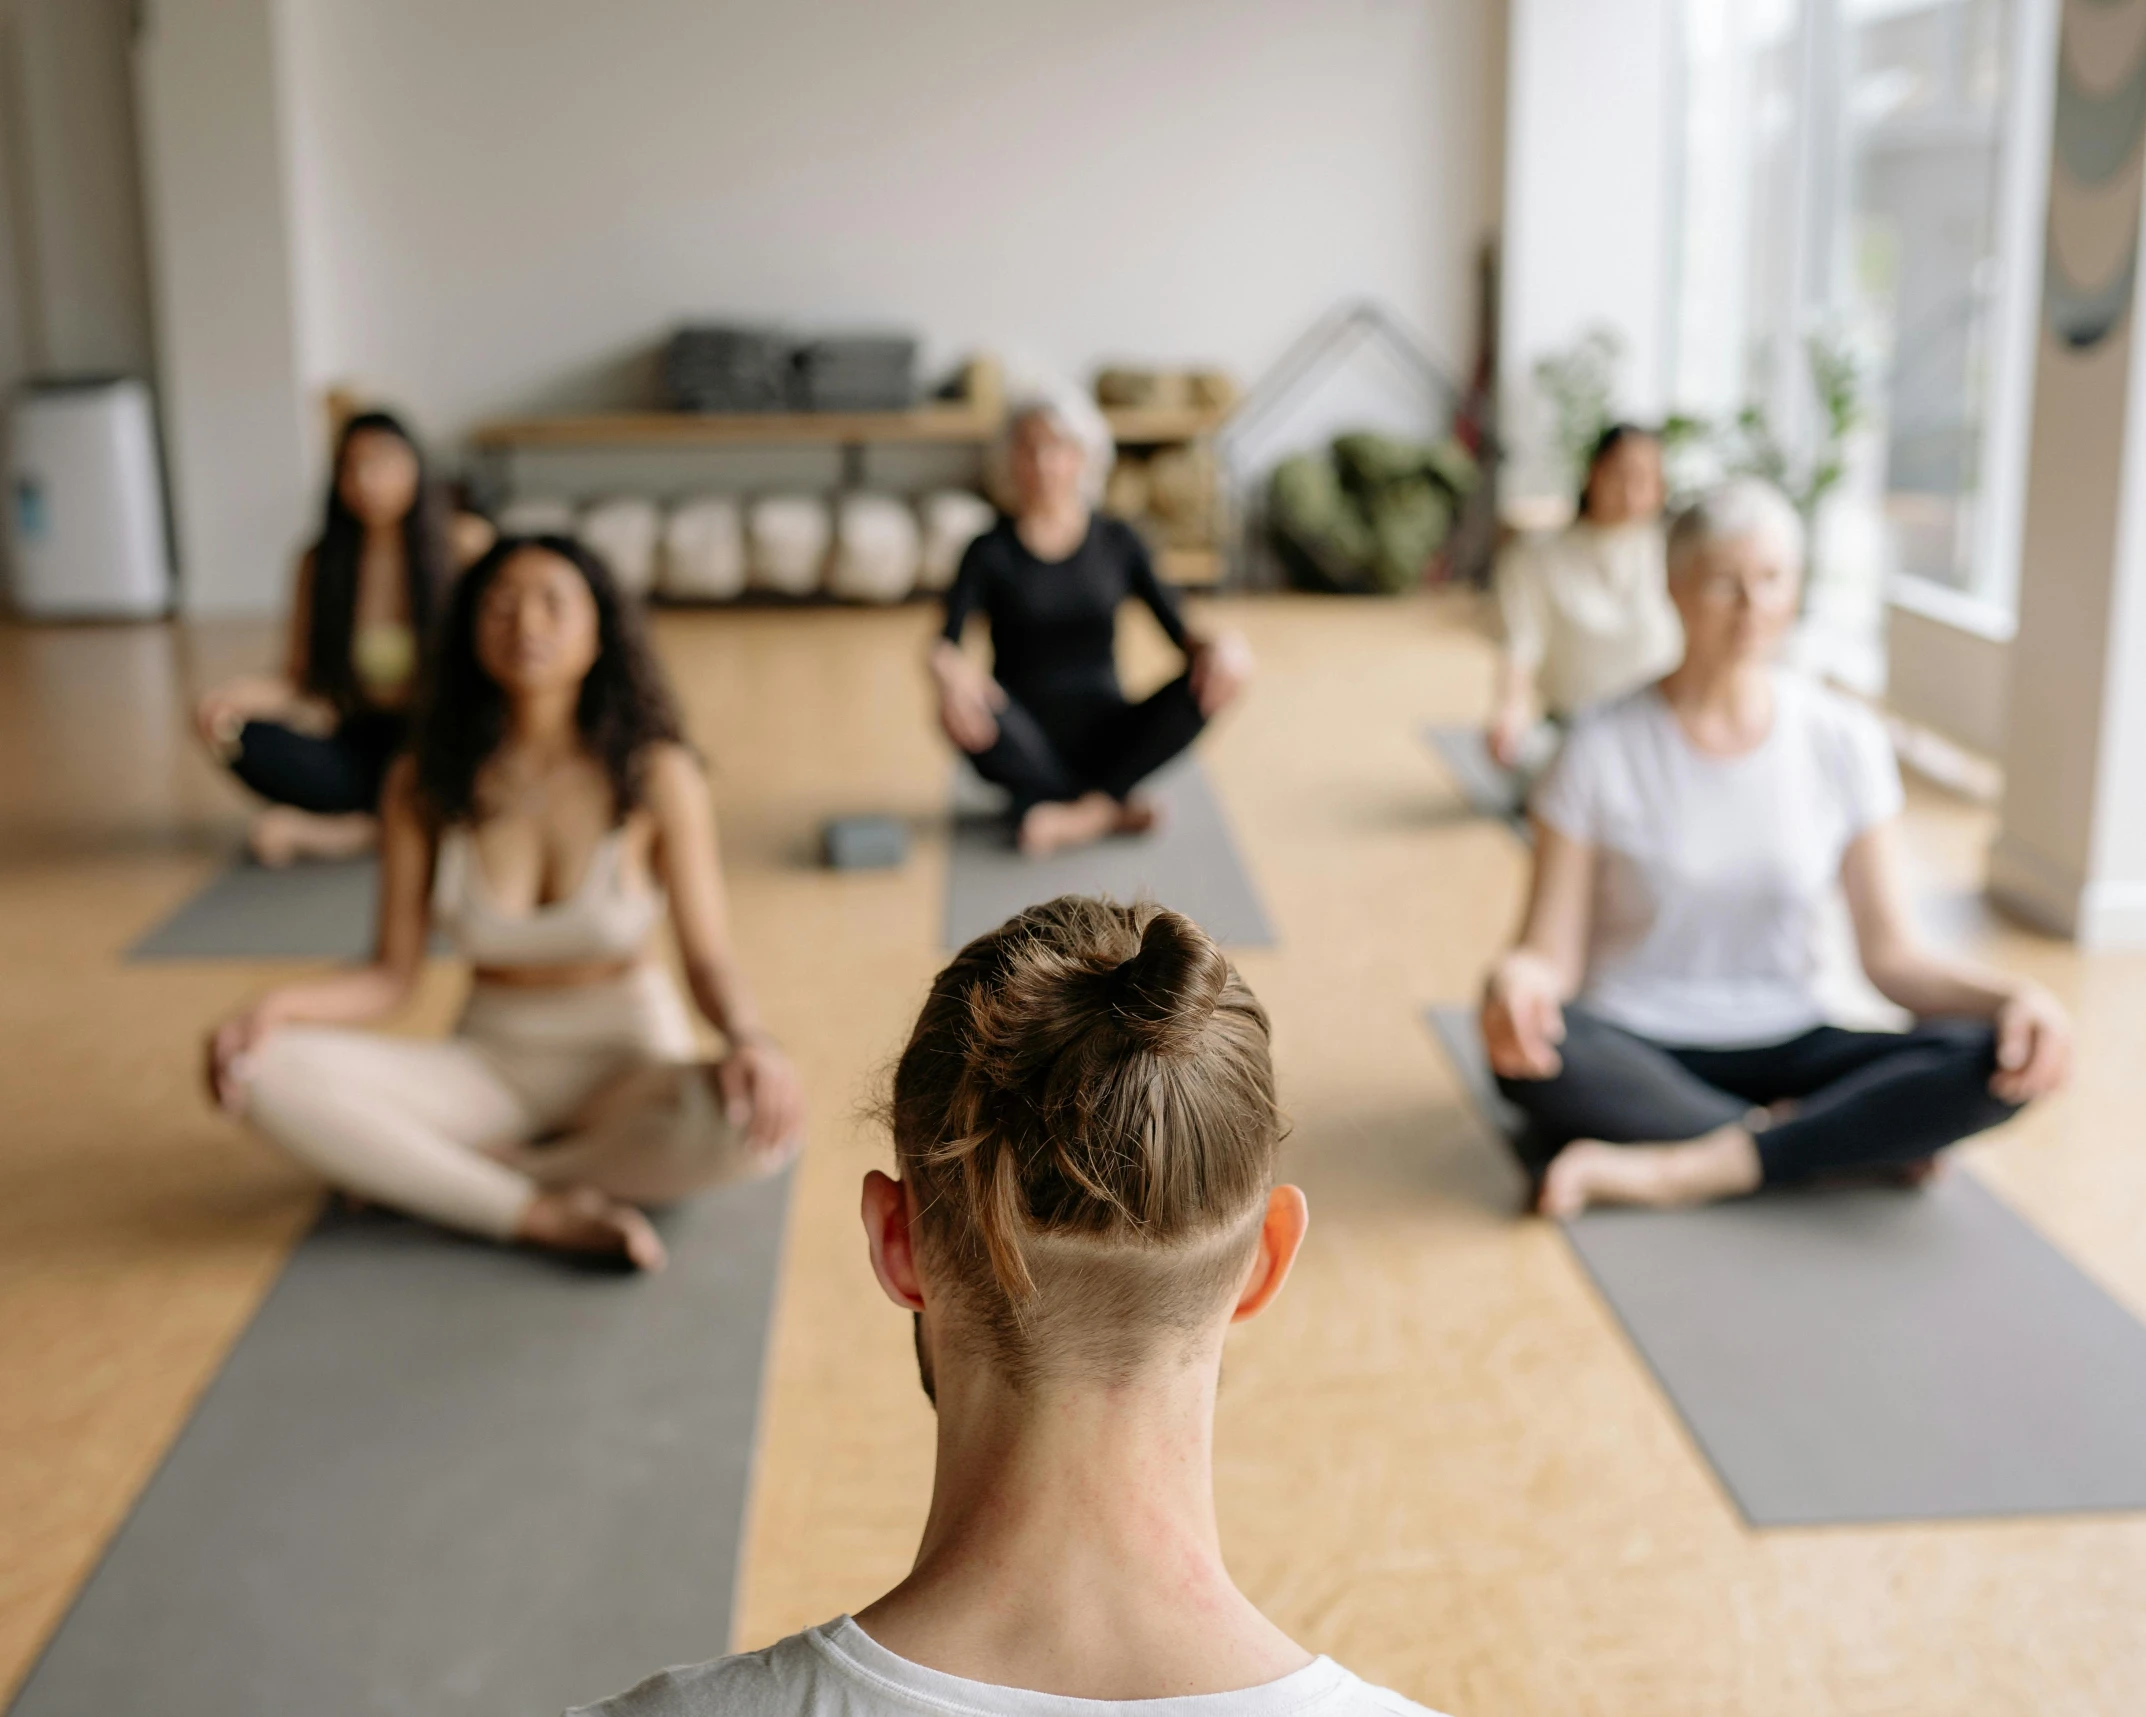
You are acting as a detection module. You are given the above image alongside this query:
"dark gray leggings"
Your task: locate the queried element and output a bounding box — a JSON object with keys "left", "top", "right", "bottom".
{"left": 228, "top": 711, "right": 403, "bottom": 816}
{"left": 963, "top": 673, "right": 1207, "bottom": 813}
{"left": 1495, "top": 1005, "right": 2022, "bottom": 1184}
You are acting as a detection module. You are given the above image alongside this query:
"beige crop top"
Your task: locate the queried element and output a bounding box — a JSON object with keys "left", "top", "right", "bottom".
{"left": 432, "top": 826, "right": 664, "bottom": 967}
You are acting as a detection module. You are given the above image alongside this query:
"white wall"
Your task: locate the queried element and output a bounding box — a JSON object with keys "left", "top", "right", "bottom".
{"left": 1989, "top": 0, "right": 2146, "bottom": 948}
{"left": 1498, "top": 0, "right": 1675, "bottom": 503}
{"left": 277, "top": 0, "right": 1501, "bottom": 451}
{"left": 4, "top": 0, "right": 155, "bottom": 377}
{"left": 135, "top": 0, "right": 314, "bottom": 614}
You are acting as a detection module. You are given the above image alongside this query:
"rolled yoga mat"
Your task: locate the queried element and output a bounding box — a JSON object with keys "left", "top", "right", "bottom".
{"left": 8, "top": 1170, "right": 793, "bottom": 1717}
{"left": 944, "top": 755, "right": 1274, "bottom": 950}
{"left": 1422, "top": 1003, "right": 2146, "bottom": 1526}
{"left": 127, "top": 857, "right": 405, "bottom": 962}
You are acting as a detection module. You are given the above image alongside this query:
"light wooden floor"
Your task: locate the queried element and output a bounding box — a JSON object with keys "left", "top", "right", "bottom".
{"left": 2, "top": 596, "right": 2142, "bottom": 1714}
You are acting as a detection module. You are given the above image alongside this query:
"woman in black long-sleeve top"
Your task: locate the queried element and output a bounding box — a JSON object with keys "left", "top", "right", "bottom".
{"left": 930, "top": 391, "right": 1254, "bottom": 856}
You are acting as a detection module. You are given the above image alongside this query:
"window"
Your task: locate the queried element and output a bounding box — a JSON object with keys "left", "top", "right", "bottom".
{"left": 1672, "top": 0, "right": 2033, "bottom": 643}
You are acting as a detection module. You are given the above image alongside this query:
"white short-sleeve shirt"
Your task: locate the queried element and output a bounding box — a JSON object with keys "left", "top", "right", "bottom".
{"left": 1531, "top": 672, "right": 1903, "bottom": 1047}
{"left": 569, "top": 1618, "right": 1447, "bottom": 1717}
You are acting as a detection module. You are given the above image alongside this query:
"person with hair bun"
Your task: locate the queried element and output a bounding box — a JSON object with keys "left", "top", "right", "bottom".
{"left": 578, "top": 896, "right": 1449, "bottom": 1716}
{"left": 1483, "top": 478, "right": 2069, "bottom": 1217}
{"left": 1486, "top": 422, "right": 1679, "bottom": 771}
{"left": 205, "top": 536, "right": 803, "bottom": 1270}
{"left": 931, "top": 388, "right": 1256, "bottom": 857}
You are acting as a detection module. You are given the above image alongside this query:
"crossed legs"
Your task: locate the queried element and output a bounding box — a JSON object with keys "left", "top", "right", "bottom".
{"left": 1494, "top": 1006, "right": 2022, "bottom": 1215}
{"left": 962, "top": 675, "right": 1207, "bottom": 855}
{"left": 244, "top": 1022, "right": 776, "bottom": 1268}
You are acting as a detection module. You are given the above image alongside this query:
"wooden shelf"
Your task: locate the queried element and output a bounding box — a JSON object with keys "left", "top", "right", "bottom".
{"left": 471, "top": 402, "right": 1229, "bottom": 451}
{"left": 1100, "top": 405, "right": 1230, "bottom": 443}
{"left": 469, "top": 404, "right": 999, "bottom": 450}
{"left": 1156, "top": 547, "right": 1224, "bottom": 587}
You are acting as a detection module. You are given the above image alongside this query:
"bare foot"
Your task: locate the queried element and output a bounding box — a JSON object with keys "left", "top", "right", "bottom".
{"left": 249, "top": 807, "right": 380, "bottom": 867}
{"left": 517, "top": 1185, "right": 667, "bottom": 1271}
{"left": 1113, "top": 793, "right": 1166, "bottom": 838}
{"left": 1538, "top": 1124, "right": 1763, "bottom": 1220}
{"left": 1017, "top": 791, "right": 1167, "bottom": 857}
{"left": 1017, "top": 792, "right": 1117, "bottom": 857}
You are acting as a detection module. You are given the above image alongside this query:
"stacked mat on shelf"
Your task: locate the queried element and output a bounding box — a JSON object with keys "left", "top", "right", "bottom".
{"left": 661, "top": 327, "right": 918, "bottom": 414}
{"left": 661, "top": 325, "right": 794, "bottom": 413}
{"left": 792, "top": 335, "right": 918, "bottom": 411}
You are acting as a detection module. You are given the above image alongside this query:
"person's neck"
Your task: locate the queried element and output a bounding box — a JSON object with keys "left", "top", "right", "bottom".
{"left": 855, "top": 1343, "right": 1310, "bottom": 1700}
{"left": 1657, "top": 652, "right": 1774, "bottom": 754}
{"left": 1015, "top": 501, "right": 1089, "bottom": 560}
{"left": 503, "top": 688, "right": 582, "bottom": 763}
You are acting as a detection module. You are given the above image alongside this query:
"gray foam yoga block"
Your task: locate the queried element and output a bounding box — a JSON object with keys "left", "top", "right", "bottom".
{"left": 824, "top": 815, "right": 909, "bottom": 870}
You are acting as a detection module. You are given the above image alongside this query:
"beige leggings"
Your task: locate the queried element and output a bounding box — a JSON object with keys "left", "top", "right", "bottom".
{"left": 244, "top": 964, "right": 760, "bottom": 1241}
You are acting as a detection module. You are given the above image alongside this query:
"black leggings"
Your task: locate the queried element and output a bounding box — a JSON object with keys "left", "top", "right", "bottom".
{"left": 964, "top": 674, "right": 1206, "bottom": 812}
{"left": 227, "top": 711, "right": 404, "bottom": 816}
{"left": 1495, "top": 1005, "right": 2021, "bottom": 1185}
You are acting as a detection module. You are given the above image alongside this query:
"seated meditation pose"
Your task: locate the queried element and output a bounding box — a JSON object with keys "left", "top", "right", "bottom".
{"left": 930, "top": 389, "right": 1255, "bottom": 856}
{"left": 1487, "top": 422, "right": 1680, "bottom": 771}
{"left": 577, "top": 896, "right": 1447, "bottom": 1716}
{"left": 192, "top": 409, "right": 492, "bottom": 865}
{"left": 206, "top": 536, "right": 804, "bottom": 1270}
{"left": 1482, "top": 478, "right": 2070, "bottom": 1218}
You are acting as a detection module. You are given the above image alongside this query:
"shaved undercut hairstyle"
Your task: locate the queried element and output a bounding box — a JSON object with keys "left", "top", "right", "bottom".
{"left": 890, "top": 896, "right": 1283, "bottom": 1389}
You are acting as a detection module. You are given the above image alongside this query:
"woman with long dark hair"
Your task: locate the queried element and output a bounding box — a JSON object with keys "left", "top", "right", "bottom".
{"left": 1485, "top": 421, "right": 1679, "bottom": 771}
{"left": 204, "top": 537, "right": 805, "bottom": 1269}
{"left": 192, "top": 409, "right": 488, "bottom": 865}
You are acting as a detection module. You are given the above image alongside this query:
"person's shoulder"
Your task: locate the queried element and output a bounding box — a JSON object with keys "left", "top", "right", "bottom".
{"left": 971, "top": 512, "right": 1021, "bottom": 553}
{"left": 565, "top": 1628, "right": 821, "bottom": 1717}
{"left": 1564, "top": 683, "right": 1661, "bottom": 750}
{"left": 1095, "top": 513, "right": 1150, "bottom": 557}
{"left": 1321, "top": 1661, "right": 1456, "bottom": 1717}
{"left": 638, "top": 742, "right": 713, "bottom": 828}
{"left": 1779, "top": 670, "right": 1888, "bottom": 750}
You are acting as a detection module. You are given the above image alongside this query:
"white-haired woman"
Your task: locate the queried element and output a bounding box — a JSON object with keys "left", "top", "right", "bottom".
{"left": 1482, "top": 478, "right": 2071, "bottom": 1217}
{"left": 930, "top": 389, "right": 1254, "bottom": 857}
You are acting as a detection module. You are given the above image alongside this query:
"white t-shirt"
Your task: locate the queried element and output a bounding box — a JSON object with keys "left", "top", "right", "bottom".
{"left": 1496, "top": 520, "right": 1683, "bottom": 718}
{"left": 1531, "top": 672, "right": 1903, "bottom": 1047}
{"left": 569, "top": 1617, "right": 1447, "bottom": 1717}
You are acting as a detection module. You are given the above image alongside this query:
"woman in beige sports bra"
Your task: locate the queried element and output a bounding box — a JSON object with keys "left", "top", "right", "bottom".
{"left": 205, "top": 536, "right": 805, "bottom": 1270}
{"left": 192, "top": 409, "right": 492, "bottom": 867}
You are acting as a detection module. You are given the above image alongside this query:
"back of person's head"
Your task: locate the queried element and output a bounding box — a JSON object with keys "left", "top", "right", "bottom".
{"left": 890, "top": 895, "right": 1282, "bottom": 1387}
{"left": 1666, "top": 475, "right": 1804, "bottom": 580}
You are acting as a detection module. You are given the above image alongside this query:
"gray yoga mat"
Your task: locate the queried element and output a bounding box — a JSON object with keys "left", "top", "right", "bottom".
{"left": 1422, "top": 1003, "right": 2146, "bottom": 1526}
{"left": 1424, "top": 1000, "right": 1525, "bottom": 1140}
{"left": 945, "top": 756, "right": 1274, "bottom": 949}
{"left": 1422, "top": 724, "right": 1529, "bottom": 834}
{"left": 127, "top": 856, "right": 401, "bottom": 962}
{"left": 9, "top": 1170, "right": 793, "bottom": 1717}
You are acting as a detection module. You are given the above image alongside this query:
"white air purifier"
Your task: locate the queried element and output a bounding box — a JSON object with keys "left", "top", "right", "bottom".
{"left": 9, "top": 377, "right": 171, "bottom": 618}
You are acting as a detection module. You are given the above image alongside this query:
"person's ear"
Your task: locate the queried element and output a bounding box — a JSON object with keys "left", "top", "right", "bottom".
{"left": 1230, "top": 1184, "right": 1309, "bottom": 1323}
{"left": 861, "top": 1169, "right": 926, "bottom": 1312}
